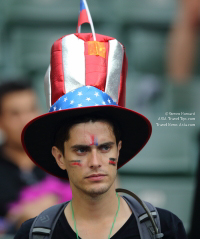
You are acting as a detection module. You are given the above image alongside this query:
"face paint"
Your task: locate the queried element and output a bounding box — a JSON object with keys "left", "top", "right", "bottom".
{"left": 70, "top": 160, "right": 82, "bottom": 166}
{"left": 109, "top": 158, "right": 117, "bottom": 166}
{"left": 90, "top": 135, "right": 98, "bottom": 146}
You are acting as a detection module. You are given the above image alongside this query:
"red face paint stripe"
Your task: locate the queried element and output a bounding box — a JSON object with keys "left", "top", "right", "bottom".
{"left": 109, "top": 160, "right": 116, "bottom": 165}
{"left": 90, "top": 135, "right": 94, "bottom": 145}
{"left": 70, "top": 162, "right": 82, "bottom": 166}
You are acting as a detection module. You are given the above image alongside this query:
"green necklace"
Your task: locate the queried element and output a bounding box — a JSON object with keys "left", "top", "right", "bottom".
{"left": 70, "top": 193, "right": 120, "bottom": 239}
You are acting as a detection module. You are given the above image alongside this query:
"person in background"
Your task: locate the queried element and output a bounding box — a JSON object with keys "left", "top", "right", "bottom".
{"left": 0, "top": 80, "right": 72, "bottom": 235}
{"left": 167, "top": 0, "right": 200, "bottom": 83}
{"left": 188, "top": 132, "right": 200, "bottom": 239}
{"left": 167, "top": 0, "right": 200, "bottom": 237}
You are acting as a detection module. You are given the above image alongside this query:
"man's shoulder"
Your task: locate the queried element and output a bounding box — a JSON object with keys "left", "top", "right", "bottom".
{"left": 156, "top": 207, "right": 187, "bottom": 238}
{"left": 14, "top": 218, "right": 35, "bottom": 239}
{"left": 157, "top": 207, "right": 183, "bottom": 224}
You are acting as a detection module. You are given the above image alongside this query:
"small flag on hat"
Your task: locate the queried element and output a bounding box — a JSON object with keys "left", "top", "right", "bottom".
{"left": 77, "top": 0, "right": 96, "bottom": 41}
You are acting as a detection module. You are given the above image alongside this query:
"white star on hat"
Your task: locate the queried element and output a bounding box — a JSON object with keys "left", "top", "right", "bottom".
{"left": 102, "top": 101, "right": 106, "bottom": 105}
{"left": 59, "top": 107, "right": 62, "bottom": 110}
{"left": 86, "top": 97, "right": 91, "bottom": 101}
{"left": 78, "top": 103, "right": 83, "bottom": 107}
{"left": 77, "top": 92, "right": 83, "bottom": 96}
{"left": 70, "top": 100, "right": 74, "bottom": 104}
{"left": 53, "top": 106, "right": 56, "bottom": 111}
{"left": 94, "top": 92, "right": 99, "bottom": 97}
{"left": 107, "top": 99, "right": 111, "bottom": 103}
{"left": 64, "top": 97, "right": 68, "bottom": 102}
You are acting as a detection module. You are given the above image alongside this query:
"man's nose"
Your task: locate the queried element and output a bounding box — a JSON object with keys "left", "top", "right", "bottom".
{"left": 88, "top": 149, "right": 101, "bottom": 169}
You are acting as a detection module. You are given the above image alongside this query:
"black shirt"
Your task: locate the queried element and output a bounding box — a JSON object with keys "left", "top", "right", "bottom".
{"left": 14, "top": 207, "right": 187, "bottom": 239}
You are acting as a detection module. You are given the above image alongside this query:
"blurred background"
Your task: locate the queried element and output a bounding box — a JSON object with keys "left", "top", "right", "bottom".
{"left": 0, "top": 0, "right": 200, "bottom": 238}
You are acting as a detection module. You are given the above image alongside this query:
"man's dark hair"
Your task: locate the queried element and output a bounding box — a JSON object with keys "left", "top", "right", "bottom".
{"left": 54, "top": 114, "right": 121, "bottom": 155}
{"left": 0, "top": 80, "right": 33, "bottom": 114}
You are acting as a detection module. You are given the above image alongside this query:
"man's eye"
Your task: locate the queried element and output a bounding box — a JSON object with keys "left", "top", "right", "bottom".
{"left": 76, "top": 148, "right": 87, "bottom": 153}
{"left": 100, "top": 145, "right": 110, "bottom": 151}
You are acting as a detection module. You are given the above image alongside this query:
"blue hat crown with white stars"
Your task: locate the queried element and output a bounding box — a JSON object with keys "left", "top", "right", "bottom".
{"left": 49, "top": 86, "right": 118, "bottom": 112}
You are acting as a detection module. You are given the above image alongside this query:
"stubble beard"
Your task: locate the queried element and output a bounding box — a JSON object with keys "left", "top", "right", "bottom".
{"left": 72, "top": 176, "right": 116, "bottom": 199}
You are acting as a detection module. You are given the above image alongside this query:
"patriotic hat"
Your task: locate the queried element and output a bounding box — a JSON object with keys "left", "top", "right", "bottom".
{"left": 21, "top": 2, "right": 152, "bottom": 180}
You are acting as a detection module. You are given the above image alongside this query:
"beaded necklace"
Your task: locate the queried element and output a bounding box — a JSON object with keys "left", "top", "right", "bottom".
{"left": 70, "top": 193, "right": 120, "bottom": 239}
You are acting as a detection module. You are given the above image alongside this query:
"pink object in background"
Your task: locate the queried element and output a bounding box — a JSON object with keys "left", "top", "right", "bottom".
{"left": 8, "top": 175, "right": 72, "bottom": 214}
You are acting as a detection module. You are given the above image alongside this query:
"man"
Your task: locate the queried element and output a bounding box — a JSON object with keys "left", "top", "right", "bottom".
{"left": 0, "top": 81, "right": 71, "bottom": 234}
{"left": 14, "top": 31, "right": 187, "bottom": 238}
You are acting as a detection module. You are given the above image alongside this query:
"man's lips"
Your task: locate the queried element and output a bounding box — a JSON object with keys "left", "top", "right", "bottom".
{"left": 86, "top": 174, "right": 107, "bottom": 178}
{"left": 85, "top": 174, "right": 107, "bottom": 181}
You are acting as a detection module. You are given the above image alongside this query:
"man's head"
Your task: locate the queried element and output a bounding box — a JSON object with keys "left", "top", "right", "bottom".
{"left": 0, "top": 81, "right": 40, "bottom": 149}
{"left": 52, "top": 115, "right": 122, "bottom": 197}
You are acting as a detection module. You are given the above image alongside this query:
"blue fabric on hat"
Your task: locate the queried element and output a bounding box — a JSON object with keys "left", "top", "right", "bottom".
{"left": 49, "top": 86, "right": 118, "bottom": 113}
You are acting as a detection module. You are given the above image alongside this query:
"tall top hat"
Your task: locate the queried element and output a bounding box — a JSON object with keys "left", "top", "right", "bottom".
{"left": 22, "top": 1, "right": 152, "bottom": 180}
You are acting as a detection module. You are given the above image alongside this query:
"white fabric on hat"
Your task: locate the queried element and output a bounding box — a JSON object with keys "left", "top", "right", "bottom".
{"left": 62, "top": 34, "right": 85, "bottom": 94}
{"left": 44, "top": 65, "right": 51, "bottom": 109}
{"left": 105, "top": 40, "right": 124, "bottom": 103}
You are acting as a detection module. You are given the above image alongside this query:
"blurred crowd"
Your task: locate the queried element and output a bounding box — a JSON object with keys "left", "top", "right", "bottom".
{"left": 0, "top": 81, "right": 72, "bottom": 235}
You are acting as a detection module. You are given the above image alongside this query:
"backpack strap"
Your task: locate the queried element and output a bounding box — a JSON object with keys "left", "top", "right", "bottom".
{"left": 116, "top": 188, "right": 164, "bottom": 239}
{"left": 29, "top": 201, "right": 69, "bottom": 239}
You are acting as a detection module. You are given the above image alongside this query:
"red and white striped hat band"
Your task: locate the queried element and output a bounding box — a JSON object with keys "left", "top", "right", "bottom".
{"left": 44, "top": 33, "right": 128, "bottom": 110}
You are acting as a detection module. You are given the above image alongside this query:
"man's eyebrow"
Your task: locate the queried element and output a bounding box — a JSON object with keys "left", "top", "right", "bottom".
{"left": 71, "top": 142, "right": 115, "bottom": 149}
{"left": 71, "top": 145, "right": 90, "bottom": 150}
{"left": 98, "top": 142, "right": 115, "bottom": 147}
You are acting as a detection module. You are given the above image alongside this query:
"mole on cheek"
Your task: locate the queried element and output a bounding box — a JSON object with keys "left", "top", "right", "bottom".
{"left": 109, "top": 158, "right": 117, "bottom": 166}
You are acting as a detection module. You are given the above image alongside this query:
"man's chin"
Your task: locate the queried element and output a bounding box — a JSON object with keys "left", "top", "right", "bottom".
{"left": 85, "top": 185, "right": 111, "bottom": 198}
{"left": 71, "top": 177, "right": 116, "bottom": 198}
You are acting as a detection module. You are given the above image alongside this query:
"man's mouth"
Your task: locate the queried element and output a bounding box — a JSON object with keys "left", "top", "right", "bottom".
{"left": 85, "top": 174, "right": 107, "bottom": 181}
{"left": 86, "top": 173, "right": 106, "bottom": 178}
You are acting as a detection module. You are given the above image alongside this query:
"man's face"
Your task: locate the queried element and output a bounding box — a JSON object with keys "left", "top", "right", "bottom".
{"left": 53, "top": 121, "right": 121, "bottom": 197}
{"left": 0, "top": 90, "right": 40, "bottom": 148}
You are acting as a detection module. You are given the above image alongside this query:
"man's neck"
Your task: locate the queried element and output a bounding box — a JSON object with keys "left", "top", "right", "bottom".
{"left": 64, "top": 184, "right": 132, "bottom": 239}
{"left": 70, "top": 185, "right": 118, "bottom": 222}
{"left": 3, "top": 143, "right": 35, "bottom": 171}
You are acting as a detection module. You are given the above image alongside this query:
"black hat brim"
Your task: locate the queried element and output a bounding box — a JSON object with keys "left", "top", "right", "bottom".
{"left": 22, "top": 105, "right": 152, "bottom": 179}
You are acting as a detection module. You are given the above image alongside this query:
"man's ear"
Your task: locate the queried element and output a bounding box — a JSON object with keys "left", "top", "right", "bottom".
{"left": 118, "top": 141, "right": 122, "bottom": 151}
{"left": 117, "top": 141, "right": 122, "bottom": 159}
{"left": 52, "top": 146, "right": 66, "bottom": 170}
